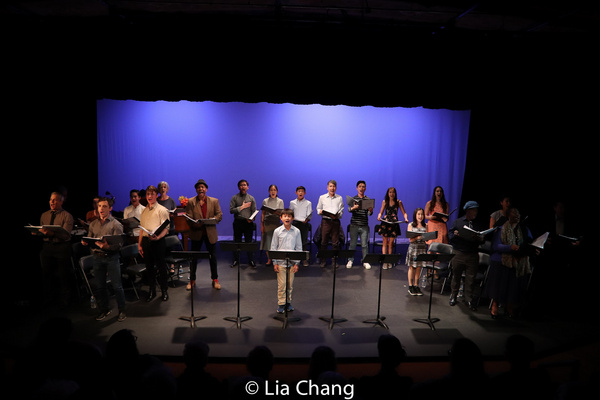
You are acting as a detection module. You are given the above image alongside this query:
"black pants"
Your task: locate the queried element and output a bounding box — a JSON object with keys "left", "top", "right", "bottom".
{"left": 233, "top": 219, "right": 254, "bottom": 263}
{"left": 190, "top": 237, "right": 218, "bottom": 281}
{"left": 141, "top": 236, "right": 169, "bottom": 293}
{"left": 40, "top": 241, "right": 72, "bottom": 306}
{"left": 450, "top": 249, "right": 478, "bottom": 301}
{"left": 292, "top": 220, "right": 310, "bottom": 252}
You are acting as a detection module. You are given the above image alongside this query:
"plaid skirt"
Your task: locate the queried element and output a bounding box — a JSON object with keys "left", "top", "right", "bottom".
{"left": 405, "top": 242, "right": 428, "bottom": 268}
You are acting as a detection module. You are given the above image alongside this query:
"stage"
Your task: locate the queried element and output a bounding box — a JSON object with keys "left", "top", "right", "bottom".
{"left": 3, "top": 238, "right": 598, "bottom": 381}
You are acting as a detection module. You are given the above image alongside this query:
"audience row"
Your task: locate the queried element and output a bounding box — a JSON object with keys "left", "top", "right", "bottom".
{"left": 5, "top": 316, "right": 592, "bottom": 400}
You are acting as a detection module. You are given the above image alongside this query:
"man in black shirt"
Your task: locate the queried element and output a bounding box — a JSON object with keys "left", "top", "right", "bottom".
{"left": 448, "top": 201, "right": 484, "bottom": 310}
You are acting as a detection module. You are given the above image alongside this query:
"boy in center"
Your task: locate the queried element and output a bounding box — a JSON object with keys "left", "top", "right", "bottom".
{"left": 271, "top": 208, "right": 303, "bottom": 314}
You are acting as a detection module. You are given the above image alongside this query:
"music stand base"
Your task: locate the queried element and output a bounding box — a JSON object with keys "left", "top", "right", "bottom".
{"left": 319, "top": 316, "right": 347, "bottom": 330}
{"left": 363, "top": 317, "right": 389, "bottom": 330}
{"left": 179, "top": 315, "right": 207, "bottom": 328}
{"left": 274, "top": 313, "right": 301, "bottom": 329}
{"left": 413, "top": 317, "right": 440, "bottom": 330}
{"left": 224, "top": 316, "right": 252, "bottom": 329}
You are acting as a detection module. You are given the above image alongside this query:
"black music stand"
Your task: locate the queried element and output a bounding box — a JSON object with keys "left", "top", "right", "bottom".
{"left": 413, "top": 253, "right": 454, "bottom": 330}
{"left": 171, "top": 250, "right": 210, "bottom": 328}
{"left": 317, "top": 249, "right": 354, "bottom": 329}
{"left": 362, "top": 253, "right": 401, "bottom": 329}
{"left": 219, "top": 241, "right": 259, "bottom": 328}
{"left": 269, "top": 250, "right": 310, "bottom": 329}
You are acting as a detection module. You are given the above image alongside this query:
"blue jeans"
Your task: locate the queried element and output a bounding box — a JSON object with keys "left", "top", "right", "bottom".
{"left": 348, "top": 225, "right": 369, "bottom": 263}
{"left": 92, "top": 253, "right": 126, "bottom": 312}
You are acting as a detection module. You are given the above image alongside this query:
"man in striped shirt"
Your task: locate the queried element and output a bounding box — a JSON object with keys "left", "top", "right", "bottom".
{"left": 346, "top": 180, "right": 373, "bottom": 270}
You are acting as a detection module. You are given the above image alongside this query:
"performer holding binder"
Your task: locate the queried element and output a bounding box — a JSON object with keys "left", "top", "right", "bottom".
{"left": 36, "top": 191, "right": 74, "bottom": 308}
{"left": 185, "top": 179, "right": 223, "bottom": 290}
{"left": 316, "top": 179, "right": 344, "bottom": 269}
{"left": 82, "top": 197, "right": 126, "bottom": 321}
{"left": 139, "top": 185, "right": 171, "bottom": 302}
{"left": 229, "top": 179, "right": 257, "bottom": 268}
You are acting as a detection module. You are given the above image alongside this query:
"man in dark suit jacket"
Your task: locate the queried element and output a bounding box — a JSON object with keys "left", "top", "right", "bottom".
{"left": 185, "top": 179, "right": 223, "bottom": 289}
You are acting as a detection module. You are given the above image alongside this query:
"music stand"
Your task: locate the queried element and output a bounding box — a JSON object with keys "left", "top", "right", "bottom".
{"left": 269, "top": 250, "right": 309, "bottom": 329}
{"left": 171, "top": 251, "right": 210, "bottom": 328}
{"left": 362, "top": 253, "right": 401, "bottom": 329}
{"left": 317, "top": 249, "right": 354, "bottom": 329}
{"left": 413, "top": 253, "right": 454, "bottom": 330}
{"left": 219, "top": 241, "right": 259, "bottom": 328}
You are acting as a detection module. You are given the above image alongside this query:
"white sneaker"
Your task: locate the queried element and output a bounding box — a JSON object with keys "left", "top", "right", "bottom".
{"left": 346, "top": 260, "right": 353, "bottom": 268}
{"left": 363, "top": 263, "right": 371, "bottom": 270}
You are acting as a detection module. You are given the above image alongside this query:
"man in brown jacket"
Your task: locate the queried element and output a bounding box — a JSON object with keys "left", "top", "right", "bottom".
{"left": 185, "top": 179, "right": 223, "bottom": 289}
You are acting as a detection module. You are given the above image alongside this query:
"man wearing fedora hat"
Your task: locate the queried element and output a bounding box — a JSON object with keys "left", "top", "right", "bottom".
{"left": 185, "top": 179, "right": 223, "bottom": 290}
{"left": 448, "top": 200, "right": 485, "bottom": 310}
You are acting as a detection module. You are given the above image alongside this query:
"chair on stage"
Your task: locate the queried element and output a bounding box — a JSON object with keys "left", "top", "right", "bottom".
{"left": 425, "top": 242, "right": 453, "bottom": 293}
{"left": 303, "top": 222, "right": 313, "bottom": 264}
{"left": 119, "top": 243, "right": 147, "bottom": 299}
{"left": 474, "top": 252, "right": 491, "bottom": 306}
{"left": 71, "top": 242, "right": 91, "bottom": 299}
{"left": 78, "top": 254, "right": 95, "bottom": 301}
{"left": 164, "top": 234, "right": 189, "bottom": 287}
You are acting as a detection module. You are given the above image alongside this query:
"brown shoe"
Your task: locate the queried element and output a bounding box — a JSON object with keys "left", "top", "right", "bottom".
{"left": 212, "top": 279, "right": 221, "bottom": 290}
{"left": 186, "top": 280, "right": 195, "bottom": 290}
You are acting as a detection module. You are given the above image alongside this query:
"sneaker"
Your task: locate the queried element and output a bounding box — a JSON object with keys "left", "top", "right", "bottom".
{"left": 249, "top": 261, "right": 256, "bottom": 269}
{"left": 277, "top": 304, "right": 286, "bottom": 314}
{"left": 117, "top": 311, "right": 127, "bottom": 322}
{"left": 95, "top": 310, "right": 112, "bottom": 321}
{"left": 408, "top": 286, "right": 417, "bottom": 296}
{"left": 346, "top": 260, "right": 353, "bottom": 268}
{"left": 415, "top": 286, "right": 424, "bottom": 296}
{"left": 286, "top": 303, "right": 295, "bottom": 312}
{"left": 363, "top": 263, "right": 371, "bottom": 270}
{"left": 382, "top": 263, "right": 389, "bottom": 270}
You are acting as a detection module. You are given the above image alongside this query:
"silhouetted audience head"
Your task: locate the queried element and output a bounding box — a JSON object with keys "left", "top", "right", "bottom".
{"left": 183, "top": 340, "right": 210, "bottom": 370}
{"left": 309, "top": 345, "right": 337, "bottom": 380}
{"left": 247, "top": 345, "right": 273, "bottom": 379}
{"left": 106, "top": 328, "right": 139, "bottom": 361}
{"left": 505, "top": 334, "right": 535, "bottom": 371}
{"left": 378, "top": 334, "right": 407, "bottom": 370}
{"left": 448, "top": 337, "right": 484, "bottom": 378}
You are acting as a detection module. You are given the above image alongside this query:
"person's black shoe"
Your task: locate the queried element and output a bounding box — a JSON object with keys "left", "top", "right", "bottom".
{"left": 467, "top": 300, "right": 477, "bottom": 311}
{"left": 449, "top": 295, "right": 457, "bottom": 306}
{"left": 146, "top": 290, "right": 156, "bottom": 302}
{"left": 231, "top": 260, "right": 239, "bottom": 268}
{"left": 161, "top": 291, "right": 169, "bottom": 301}
{"left": 95, "top": 310, "right": 112, "bottom": 321}
{"left": 249, "top": 260, "right": 256, "bottom": 268}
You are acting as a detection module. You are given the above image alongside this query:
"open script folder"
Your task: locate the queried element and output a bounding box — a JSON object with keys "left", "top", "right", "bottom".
{"left": 346, "top": 195, "right": 375, "bottom": 210}
{"left": 139, "top": 219, "right": 170, "bottom": 236}
{"left": 25, "top": 225, "right": 69, "bottom": 236}
{"left": 183, "top": 214, "right": 218, "bottom": 225}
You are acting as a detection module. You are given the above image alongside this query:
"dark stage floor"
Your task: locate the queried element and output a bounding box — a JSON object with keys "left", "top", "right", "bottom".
{"left": 4, "top": 238, "right": 599, "bottom": 378}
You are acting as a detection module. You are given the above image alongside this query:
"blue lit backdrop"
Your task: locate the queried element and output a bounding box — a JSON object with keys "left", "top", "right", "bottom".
{"left": 97, "top": 100, "right": 471, "bottom": 238}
